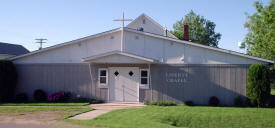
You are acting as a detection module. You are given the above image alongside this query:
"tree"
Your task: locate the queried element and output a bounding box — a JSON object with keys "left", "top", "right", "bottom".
{"left": 243, "top": 0, "right": 275, "bottom": 61}
{"left": 0, "top": 60, "right": 17, "bottom": 102}
{"left": 172, "top": 10, "right": 221, "bottom": 47}
{"left": 246, "top": 64, "right": 270, "bottom": 107}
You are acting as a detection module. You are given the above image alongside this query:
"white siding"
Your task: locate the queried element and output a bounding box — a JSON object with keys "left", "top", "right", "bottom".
{"left": 124, "top": 31, "right": 266, "bottom": 64}
{"left": 14, "top": 31, "right": 121, "bottom": 63}
{"left": 127, "top": 14, "right": 176, "bottom": 38}
{"left": 91, "top": 54, "right": 151, "bottom": 63}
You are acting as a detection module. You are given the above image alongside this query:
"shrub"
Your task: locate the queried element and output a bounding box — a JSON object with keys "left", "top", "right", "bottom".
{"left": 71, "top": 98, "right": 104, "bottom": 104}
{"left": 0, "top": 60, "right": 17, "bottom": 102}
{"left": 15, "top": 93, "right": 28, "bottom": 103}
{"left": 34, "top": 89, "right": 47, "bottom": 102}
{"left": 208, "top": 96, "right": 219, "bottom": 106}
{"left": 145, "top": 101, "right": 176, "bottom": 106}
{"left": 184, "top": 101, "right": 194, "bottom": 106}
{"left": 90, "top": 99, "right": 104, "bottom": 104}
{"left": 269, "top": 66, "right": 275, "bottom": 90}
{"left": 247, "top": 64, "right": 270, "bottom": 107}
{"left": 48, "top": 91, "right": 72, "bottom": 102}
{"left": 265, "top": 95, "right": 275, "bottom": 107}
{"left": 234, "top": 96, "right": 244, "bottom": 107}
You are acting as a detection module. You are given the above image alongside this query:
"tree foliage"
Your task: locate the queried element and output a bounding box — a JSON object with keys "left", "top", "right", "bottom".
{"left": 172, "top": 10, "right": 221, "bottom": 47}
{"left": 243, "top": 0, "right": 275, "bottom": 61}
{"left": 246, "top": 64, "right": 270, "bottom": 107}
{"left": 0, "top": 60, "right": 17, "bottom": 102}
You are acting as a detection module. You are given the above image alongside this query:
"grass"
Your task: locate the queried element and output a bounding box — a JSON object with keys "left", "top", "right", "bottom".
{"left": 0, "top": 106, "right": 92, "bottom": 115}
{"left": 0, "top": 102, "right": 90, "bottom": 106}
{"left": 0, "top": 102, "right": 93, "bottom": 121}
{"left": 68, "top": 105, "right": 275, "bottom": 128}
{"left": 271, "top": 88, "right": 275, "bottom": 95}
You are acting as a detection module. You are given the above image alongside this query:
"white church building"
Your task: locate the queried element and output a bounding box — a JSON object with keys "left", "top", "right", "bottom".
{"left": 11, "top": 13, "right": 274, "bottom": 105}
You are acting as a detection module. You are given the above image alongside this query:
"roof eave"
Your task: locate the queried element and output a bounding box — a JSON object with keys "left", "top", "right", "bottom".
{"left": 9, "top": 28, "right": 122, "bottom": 61}
{"left": 82, "top": 51, "right": 157, "bottom": 63}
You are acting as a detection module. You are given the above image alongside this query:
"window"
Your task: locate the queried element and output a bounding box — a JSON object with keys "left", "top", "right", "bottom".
{"left": 140, "top": 69, "right": 149, "bottom": 85}
{"left": 99, "top": 68, "right": 108, "bottom": 85}
{"left": 129, "top": 71, "right": 134, "bottom": 76}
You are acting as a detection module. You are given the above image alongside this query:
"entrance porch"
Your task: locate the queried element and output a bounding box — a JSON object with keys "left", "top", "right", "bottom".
{"left": 82, "top": 51, "right": 156, "bottom": 103}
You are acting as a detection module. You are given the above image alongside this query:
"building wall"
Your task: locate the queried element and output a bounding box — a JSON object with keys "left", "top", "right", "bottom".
{"left": 15, "top": 63, "right": 107, "bottom": 101}
{"left": 127, "top": 14, "right": 176, "bottom": 38}
{"left": 13, "top": 31, "right": 121, "bottom": 64}
{"left": 124, "top": 31, "right": 266, "bottom": 64}
{"left": 140, "top": 64, "right": 249, "bottom": 105}
{"left": 15, "top": 63, "right": 249, "bottom": 105}
{"left": 14, "top": 63, "right": 147, "bottom": 101}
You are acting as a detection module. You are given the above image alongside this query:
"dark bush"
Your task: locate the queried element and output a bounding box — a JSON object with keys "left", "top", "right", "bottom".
{"left": 269, "top": 66, "right": 275, "bottom": 89}
{"left": 90, "top": 99, "right": 104, "bottom": 104}
{"left": 244, "top": 98, "right": 255, "bottom": 107}
{"left": 265, "top": 95, "right": 275, "bottom": 107}
{"left": 145, "top": 101, "right": 176, "bottom": 106}
{"left": 208, "top": 96, "right": 219, "bottom": 106}
{"left": 184, "top": 101, "right": 194, "bottom": 106}
{"left": 48, "top": 91, "right": 72, "bottom": 102}
{"left": 71, "top": 98, "right": 104, "bottom": 104}
{"left": 0, "top": 60, "right": 17, "bottom": 102}
{"left": 34, "top": 89, "right": 47, "bottom": 102}
{"left": 15, "top": 93, "right": 28, "bottom": 103}
{"left": 247, "top": 64, "right": 270, "bottom": 107}
{"left": 234, "top": 96, "right": 244, "bottom": 107}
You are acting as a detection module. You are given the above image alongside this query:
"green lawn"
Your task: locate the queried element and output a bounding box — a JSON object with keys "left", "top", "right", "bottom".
{"left": 0, "top": 103, "right": 93, "bottom": 121}
{"left": 0, "top": 106, "right": 92, "bottom": 118}
{"left": 69, "top": 105, "right": 275, "bottom": 128}
{"left": 0, "top": 102, "right": 90, "bottom": 106}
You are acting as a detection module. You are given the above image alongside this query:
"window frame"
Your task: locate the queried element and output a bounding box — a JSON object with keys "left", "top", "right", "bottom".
{"left": 98, "top": 68, "right": 108, "bottom": 86}
{"left": 140, "top": 69, "right": 149, "bottom": 86}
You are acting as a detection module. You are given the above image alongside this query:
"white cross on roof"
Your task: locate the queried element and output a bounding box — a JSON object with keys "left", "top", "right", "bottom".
{"left": 113, "top": 12, "right": 133, "bottom": 28}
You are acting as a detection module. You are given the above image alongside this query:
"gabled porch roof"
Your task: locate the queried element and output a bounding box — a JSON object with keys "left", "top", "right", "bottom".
{"left": 82, "top": 51, "right": 158, "bottom": 64}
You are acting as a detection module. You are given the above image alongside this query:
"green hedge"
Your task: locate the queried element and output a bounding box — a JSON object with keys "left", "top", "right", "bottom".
{"left": 0, "top": 60, "right": 17, "bottom": 102}
{"left": 145, "top": 101, "right": 176, "bottom": 106}
{"left": 246, "top": 64, "right": 270, "bottom": 107}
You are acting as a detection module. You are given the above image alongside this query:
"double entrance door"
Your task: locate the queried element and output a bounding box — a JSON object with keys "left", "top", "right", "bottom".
{"left": 109, "top": 67, "right": 139, "bottom": 102}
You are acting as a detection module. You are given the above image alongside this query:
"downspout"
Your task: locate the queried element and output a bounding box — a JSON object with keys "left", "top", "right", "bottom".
{"left": 149, "top": 63, "right": 152, "bottom": 101}
{"left": 88, "top": 63, "right": 95, "bottom": 99}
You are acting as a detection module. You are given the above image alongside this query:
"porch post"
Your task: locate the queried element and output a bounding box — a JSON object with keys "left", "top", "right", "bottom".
{"left": 149, "top": 63, "right": 152, "bottom": 101}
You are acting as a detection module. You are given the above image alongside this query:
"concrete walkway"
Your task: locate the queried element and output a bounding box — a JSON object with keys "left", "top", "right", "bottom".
{"left": 70, "top": 103, "right": 146, "bottom": 120}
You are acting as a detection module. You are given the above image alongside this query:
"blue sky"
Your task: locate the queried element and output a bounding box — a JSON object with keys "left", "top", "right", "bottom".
{"left": 0, "top": 0, "right": 269, "bottom": 52}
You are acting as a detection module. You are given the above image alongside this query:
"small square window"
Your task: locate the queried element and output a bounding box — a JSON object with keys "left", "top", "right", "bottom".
{"left": 100, "top": 77, "right": 106, "bottom": 83}
{"left": 129, "top": 71, "right": 134, "bottom": 76}
{"left": 100, "top": 70, "right": 106, "bottom": 76}
{"left": 141, "top": 78, "right": 148, "bottom": 84}
{"left": 99, "top": 69, "right": 108, "bottom": 85}
{"left": 114, "top": 71, "right": 119, "bottom": 76}
{"left": 141, "top": 70, "right": 148, "bottom": 77}
{"left": 140, "top": 69, "right": 149, "bottom": 86}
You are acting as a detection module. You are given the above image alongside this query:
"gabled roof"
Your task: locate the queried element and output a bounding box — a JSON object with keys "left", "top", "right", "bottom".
{"left": 8, "top": 14, "right": 274, "bottom": 64}
{"left": 127, "top": 13, "right": 178, "bottom": 39}
{"left": 82, "top": 50, "right": 157, "bottom": 63}
{"left": 124, "top": 27, "right": 274, "bottom": 64}
{"left": 9, "top": 28, "right": 121, "bottom": 60}
{"left": 0, "top": 42, "right": 29, "bottom": 55}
